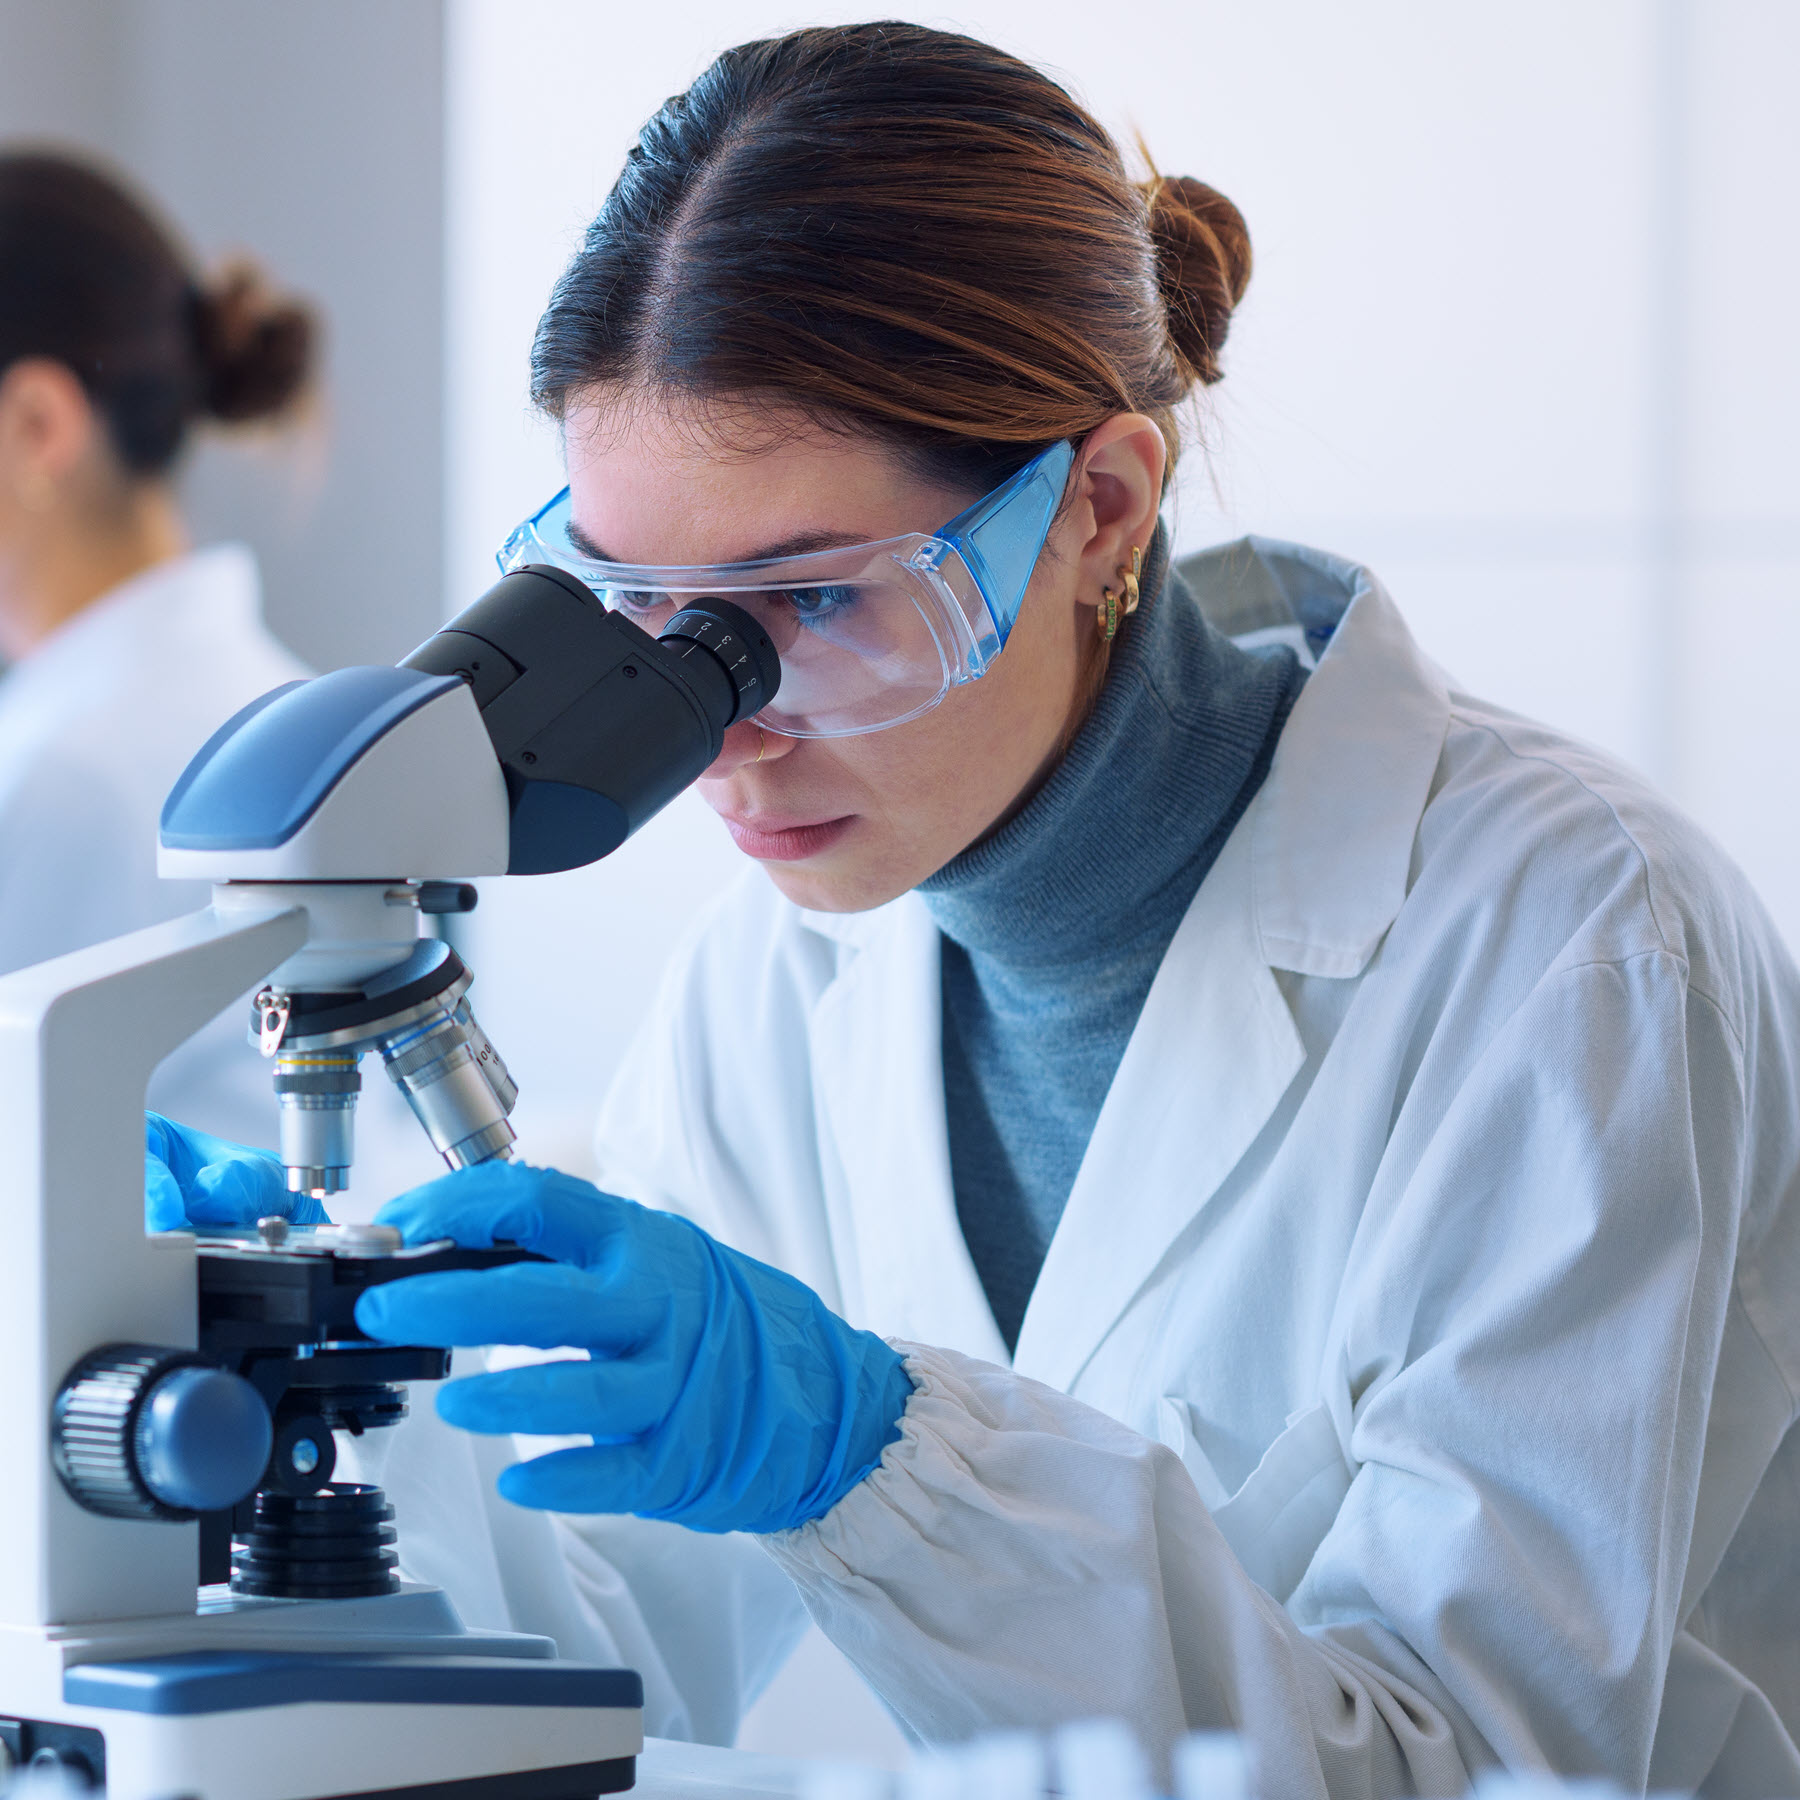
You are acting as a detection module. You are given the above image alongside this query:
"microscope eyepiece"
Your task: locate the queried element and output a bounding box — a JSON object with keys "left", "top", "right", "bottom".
{"left": 403, "top": 565, "right": 783, "bottom": 875}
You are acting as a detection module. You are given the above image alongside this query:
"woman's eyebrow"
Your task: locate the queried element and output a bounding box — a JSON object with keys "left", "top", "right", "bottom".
{"left": 735, "top": 529, "right": 873, "bottom": 562}
{"left": 566, "top": 517, "right": 612, "bottom": 561}
{"left": 565, "top": 520, "right": 879, "bottom": 566}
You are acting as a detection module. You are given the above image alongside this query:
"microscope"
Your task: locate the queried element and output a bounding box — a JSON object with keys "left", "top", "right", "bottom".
{"left": 0, "top": 565, "right": 779, "bottom": 1800}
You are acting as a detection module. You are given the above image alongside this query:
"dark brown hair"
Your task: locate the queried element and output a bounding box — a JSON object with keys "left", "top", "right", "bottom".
{"left": 530, "top": 22, "right": 1251, "bottom": 495}
{"left": 0, "top": 148, "right": 315, "bottom": 477}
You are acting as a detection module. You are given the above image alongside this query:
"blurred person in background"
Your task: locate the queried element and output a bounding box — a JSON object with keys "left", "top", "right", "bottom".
{"left": 0, "top": 148, "right": 312, "bottom": 1143}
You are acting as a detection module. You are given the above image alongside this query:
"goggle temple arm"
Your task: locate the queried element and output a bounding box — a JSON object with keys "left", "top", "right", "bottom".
{"left": 935, "top": 439, "right": 1078, "bottom": 655}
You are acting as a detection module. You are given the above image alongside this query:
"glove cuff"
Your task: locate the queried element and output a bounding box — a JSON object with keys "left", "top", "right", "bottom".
{"left": 784, "top": 1331, "right": 915, "bottom": 1530}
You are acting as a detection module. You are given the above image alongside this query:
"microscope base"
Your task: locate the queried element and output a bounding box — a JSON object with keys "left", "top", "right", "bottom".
{"left": 0, "top": 1631, "right": 643, "bottom": 1800}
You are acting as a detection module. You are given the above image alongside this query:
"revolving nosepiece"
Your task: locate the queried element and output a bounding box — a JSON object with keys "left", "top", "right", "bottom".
{"left": 254, "top": 940, "right": 518, "bottom": 1193}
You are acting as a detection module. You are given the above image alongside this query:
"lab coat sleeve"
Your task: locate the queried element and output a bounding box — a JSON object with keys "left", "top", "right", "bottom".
{"left": 764, "top": 950, "right": 1759, "bottom": 1796}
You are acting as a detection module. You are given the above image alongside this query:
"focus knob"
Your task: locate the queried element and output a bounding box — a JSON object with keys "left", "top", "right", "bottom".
{"left": 52, "top": 1345, "right": 273, "bottom": 1521}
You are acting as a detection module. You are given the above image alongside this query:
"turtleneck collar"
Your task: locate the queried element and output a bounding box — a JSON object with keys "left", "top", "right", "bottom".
{"left": 918, "top": 522, "right": 1304, "bottom": 969}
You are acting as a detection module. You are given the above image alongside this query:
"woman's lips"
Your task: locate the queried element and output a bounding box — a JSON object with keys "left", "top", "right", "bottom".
{"left": 720, "top": 813, "right": 855, "bottom": 862}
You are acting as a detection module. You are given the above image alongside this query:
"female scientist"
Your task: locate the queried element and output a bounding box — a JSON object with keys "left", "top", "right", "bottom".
{"left": 153, "top": 24, "right": 1800, "bottom": 1795}
{"left": 0, "top": 150, "right": 312, "bottom": 1142}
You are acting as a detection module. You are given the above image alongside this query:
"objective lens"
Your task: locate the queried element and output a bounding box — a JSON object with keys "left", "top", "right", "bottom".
{"left": 377, "top": 996, "right": 517, "bottom": 1170}
{"left": 273, "top": 1052, "right": 362, "bottom": 1195}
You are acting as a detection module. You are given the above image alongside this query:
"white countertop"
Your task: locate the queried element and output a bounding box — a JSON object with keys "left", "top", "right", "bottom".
{"left": 634, "top": 1737, "right": 817, "bottom": 1799}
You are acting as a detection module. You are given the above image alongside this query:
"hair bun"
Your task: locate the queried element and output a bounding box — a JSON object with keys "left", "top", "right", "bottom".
{"left": 1141, "top": 175, "right": 1251, "bottom": 388}
{"left": 191, "top": 261, "right": 316, "bottom": 423}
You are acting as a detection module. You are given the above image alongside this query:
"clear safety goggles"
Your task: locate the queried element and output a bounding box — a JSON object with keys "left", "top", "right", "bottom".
{"left": 497, "top": 439, "right": 1076, "bottom": 738}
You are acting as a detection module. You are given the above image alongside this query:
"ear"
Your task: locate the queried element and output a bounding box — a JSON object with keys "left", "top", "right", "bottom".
{"left": 1059, "top": 414, "right": 1166, "bottom": 621}
{"left": 0, "top": 358, "right": 103, "bottom": 505}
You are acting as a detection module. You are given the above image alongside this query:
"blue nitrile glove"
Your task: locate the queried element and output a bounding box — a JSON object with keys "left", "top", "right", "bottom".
{"left": 353, "top": 1162, "right": 914, "bottom": 1534}
{"left": 144, "top": 1110, "right": 329, "bottom": 1232}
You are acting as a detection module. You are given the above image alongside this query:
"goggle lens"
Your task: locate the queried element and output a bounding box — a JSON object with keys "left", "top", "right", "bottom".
{"left": 497, "top": 441, "right": 1074, "bottom": 738}
{"left": 597, "top": 574, "right": 951, "bottom": 737}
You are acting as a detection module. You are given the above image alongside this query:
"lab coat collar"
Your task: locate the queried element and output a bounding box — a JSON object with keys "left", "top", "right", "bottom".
{"left": 1186, "top": 536, "right": 1453, "bottom": 980}
{"left": 1013, "top": 805, "right": 1306, "bottom": 1387}
{"left": 1016, "top": 544, "right": 1451, "bottom": 1384}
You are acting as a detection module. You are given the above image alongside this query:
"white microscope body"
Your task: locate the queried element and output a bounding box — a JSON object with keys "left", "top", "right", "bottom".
{"left": 0, "top": 568, "right": 780, "bottom": 1800}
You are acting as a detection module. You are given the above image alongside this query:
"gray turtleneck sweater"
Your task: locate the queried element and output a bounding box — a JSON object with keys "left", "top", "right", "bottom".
{"left": 917, "top": 533, "right": 1306, "bottom": 1352}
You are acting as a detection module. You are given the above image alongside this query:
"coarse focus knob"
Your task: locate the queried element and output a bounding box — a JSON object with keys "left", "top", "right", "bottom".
{"left": 52, "top": 1345, "right": 273, "bottom": 1521}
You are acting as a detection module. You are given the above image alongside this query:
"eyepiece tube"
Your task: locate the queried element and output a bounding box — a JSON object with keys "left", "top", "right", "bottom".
{"left": 402, "top": 568, "right": 782, "bottom": 876}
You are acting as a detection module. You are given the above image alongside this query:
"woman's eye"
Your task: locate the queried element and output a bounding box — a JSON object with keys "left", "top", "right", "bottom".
{"left": 610, "top": 588, "right": 664, "bottom": 618}
{"left": 780, "top": 585, "right": 860, "bottom": 622}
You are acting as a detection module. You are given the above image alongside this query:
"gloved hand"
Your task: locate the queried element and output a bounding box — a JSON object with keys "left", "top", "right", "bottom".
{"left": 353, "top": 1162, "right": 914, "bottom": 1534}
{"left": 144, "top": 1110, "right": 328, "bottom": 1232}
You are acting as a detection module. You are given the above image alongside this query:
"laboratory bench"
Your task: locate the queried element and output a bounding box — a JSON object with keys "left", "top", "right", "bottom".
{"left": 635, "top": 1737, "right": 813, "bottom": 1799}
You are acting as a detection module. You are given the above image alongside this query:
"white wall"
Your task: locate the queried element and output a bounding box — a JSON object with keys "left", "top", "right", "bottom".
{"left": 442, "top": 0, "right": 1800, "bottom": 1761}
{"left": 123, "top": 0, "right": 450, "bottom": 671}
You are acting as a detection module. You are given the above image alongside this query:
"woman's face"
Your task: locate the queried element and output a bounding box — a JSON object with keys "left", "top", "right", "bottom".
{"left": 562, "top": 394, "right": 1164, "bottom": 912}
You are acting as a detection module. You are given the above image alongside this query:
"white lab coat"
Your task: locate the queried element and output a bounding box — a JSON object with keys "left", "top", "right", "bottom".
{"left": 0, "top": 545, "right": 306, "bottom": 1142}
{"left": 361, "top": 541, "right": 1800, "bottom": 1796}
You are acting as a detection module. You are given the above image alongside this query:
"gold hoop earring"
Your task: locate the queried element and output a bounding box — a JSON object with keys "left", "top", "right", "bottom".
{"left": 1098, "top": 544, "right": 1143, "bottom": 643}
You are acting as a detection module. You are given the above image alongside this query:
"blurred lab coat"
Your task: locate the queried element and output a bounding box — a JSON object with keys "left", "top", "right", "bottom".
{"left": 355, "top": 543, "right": 1800, "bottom": 1796}
{"left": 0, "top": 544, "right": 303, "bottom": 1143}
